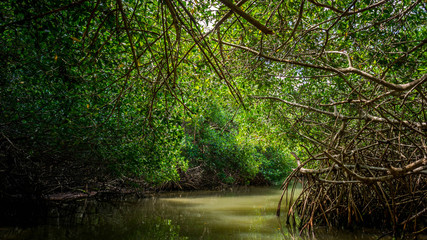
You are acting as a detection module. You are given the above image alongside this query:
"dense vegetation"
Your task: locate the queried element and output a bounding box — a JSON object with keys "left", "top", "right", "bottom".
{"left": 1, "top": 0, "right": 426, "bottom": 238}
{"left": 0, "top": 0, "right": 293, "bottom": 198}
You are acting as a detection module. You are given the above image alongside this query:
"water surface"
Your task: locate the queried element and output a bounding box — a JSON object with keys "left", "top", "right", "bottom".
{"left": 0, "top": 187, "right": 391, "bottom": 240}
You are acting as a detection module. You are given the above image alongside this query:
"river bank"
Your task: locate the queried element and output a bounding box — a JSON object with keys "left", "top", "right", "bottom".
{"left": 0, "top": 164, "right": 272, "bottom": 230}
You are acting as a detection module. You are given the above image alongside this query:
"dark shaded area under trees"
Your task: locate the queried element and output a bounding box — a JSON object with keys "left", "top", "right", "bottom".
{"left": 0, "top": 0, "right": 291, "bottom": 200}
{"left": 0, "top": 0, "right": 426, "bottom": 238}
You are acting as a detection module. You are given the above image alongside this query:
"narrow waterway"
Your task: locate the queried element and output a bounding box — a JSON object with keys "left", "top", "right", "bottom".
{"left": 1, "top": 187, "right": 391, "bottom": 240}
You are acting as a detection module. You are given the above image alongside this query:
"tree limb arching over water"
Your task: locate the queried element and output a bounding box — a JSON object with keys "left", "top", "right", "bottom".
{"left": 1, "top": 0, "right": 426, "bottom": 238}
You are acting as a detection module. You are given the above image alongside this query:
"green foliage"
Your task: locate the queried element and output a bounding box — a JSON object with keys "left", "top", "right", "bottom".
{"left": 0, "top": 0, "right": 191, "bottom": 186}
{"left": 1, "top": 0, "right": 422, "bottom": 235}
{"left": 102, "top": 122, "right": 187, "bottom": 184}
{"left": 183, "top": 102, "right": 293, "bottom": 185}
{"left": 0, "top": 0, "right": 297, "bottom": 193}
{"left": 258, "top": 147, "right": 294, "bottom": 185}
{"left": 183, "top": 103, "right": 258, "bottom": 184}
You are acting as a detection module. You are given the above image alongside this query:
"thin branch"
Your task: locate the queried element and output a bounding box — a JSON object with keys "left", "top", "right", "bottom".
{"left": 218, "top": 0, "right": 274, "bottom": 34}
{"left": 117, "top": 0, "right": 140, "bottom": 76}
{"left": 217, "top": 40, "right": 427, "bottom": 92}
{"left": 250, "top": 95, "right": 427, "bottom": 128}
{"left": 203, "top": 0, "right": 249, "bottom": 37}
{"left": 2, "top": 0, "right": 89, "bottom": 28}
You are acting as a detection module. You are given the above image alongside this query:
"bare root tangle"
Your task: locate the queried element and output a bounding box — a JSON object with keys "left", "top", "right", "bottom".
{"left": 272, "top": 66, "right": 427, "bottom": 236}
{"left": 277, "top": 96, "right": 427, "bottom": 237}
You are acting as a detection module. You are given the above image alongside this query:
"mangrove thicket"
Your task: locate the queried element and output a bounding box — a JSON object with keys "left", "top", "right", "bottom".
{"left": 1, "top": 0, "right": 426, "bottom": 238}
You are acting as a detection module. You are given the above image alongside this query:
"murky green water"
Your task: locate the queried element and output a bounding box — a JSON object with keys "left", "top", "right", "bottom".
{"left": 1, "top": 187, "right": 392, "bottom": 240}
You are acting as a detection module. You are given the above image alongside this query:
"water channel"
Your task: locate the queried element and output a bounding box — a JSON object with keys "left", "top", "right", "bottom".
{"left": 1, "top": 187, "right": 392, "bottom": 240}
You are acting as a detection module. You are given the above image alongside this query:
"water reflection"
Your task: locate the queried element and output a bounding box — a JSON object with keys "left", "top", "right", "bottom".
{"left": 157, "top": 187, "right": 287, "bottom": 240}
{"left": 0, "top": 187, "right": 391, "bottom": 240}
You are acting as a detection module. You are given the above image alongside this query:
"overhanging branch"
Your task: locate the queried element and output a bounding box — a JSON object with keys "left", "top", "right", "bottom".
{"left": 217, "top": 40, "right": 427, "bottom": 92}
{"left": 218, "top": 0, "right": 274, "bottom": 34}
{"left": 250, "top": 95, "right": 427, "bottom": 128}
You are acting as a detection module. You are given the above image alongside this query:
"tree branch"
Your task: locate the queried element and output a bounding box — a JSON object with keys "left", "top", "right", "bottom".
{"left": 250, "top": 95, "right": 427, "bottom": 128}
{"left": 217, "top": 40, "right": 427, "bottom": 92}
{"left": 218, "top": 0, "right": 274, "bottom": 34}
{"left": 2, "top": 0, "right": 89, "bottom": 28}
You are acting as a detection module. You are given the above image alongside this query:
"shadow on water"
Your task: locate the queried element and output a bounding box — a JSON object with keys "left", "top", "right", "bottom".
{"left": 0, "top": 187, "right": 395, "bottom": 240}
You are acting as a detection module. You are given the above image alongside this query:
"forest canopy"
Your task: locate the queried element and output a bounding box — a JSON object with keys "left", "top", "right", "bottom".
{"left": 1, "top": 0, "right": 426, "bottom": 237}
